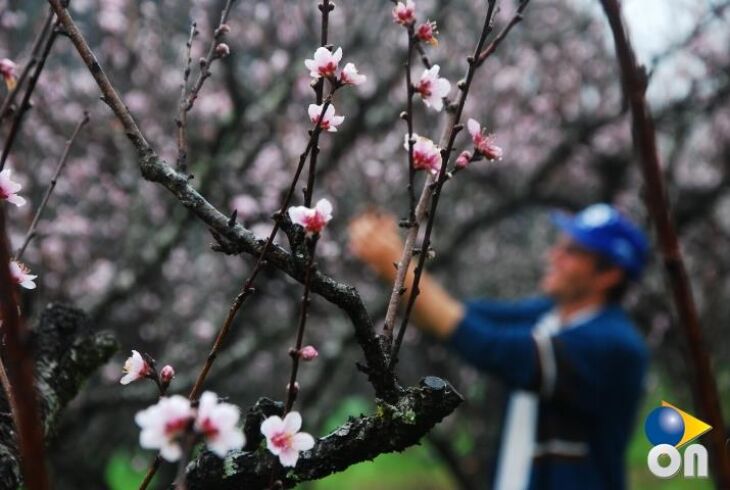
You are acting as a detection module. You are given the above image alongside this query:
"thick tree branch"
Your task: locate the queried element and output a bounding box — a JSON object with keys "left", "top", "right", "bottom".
{"left": 185, "top": 377, "right": 462, "bottom": 489}
{"left": 0, "top": 304, "right": 117, "bottom": 489}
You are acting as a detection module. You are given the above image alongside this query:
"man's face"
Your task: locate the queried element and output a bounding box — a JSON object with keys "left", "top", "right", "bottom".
{"left": 540, "top": 234, "right": 618, "bottom": 302}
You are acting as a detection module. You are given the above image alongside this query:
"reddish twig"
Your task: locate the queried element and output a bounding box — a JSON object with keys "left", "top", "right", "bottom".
{"left": 599, "top": 0, "right": 730, "bottom": 485}
{"left": 0, "top": 207, "right": 50, "bottom": 490}
{"left": 16, "top": 112, "right": 89, "bottom": 260}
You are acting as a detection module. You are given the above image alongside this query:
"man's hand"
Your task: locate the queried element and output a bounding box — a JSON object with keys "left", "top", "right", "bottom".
{"left": 348, "top": 209, "right": 464, "bottom": 340}
{"left": 348, "top": 211, "right": 403, "bottom": 281}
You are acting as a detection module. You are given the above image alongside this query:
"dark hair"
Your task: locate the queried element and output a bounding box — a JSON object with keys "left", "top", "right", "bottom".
{"left": 593, "top": 254, "right": 631, "bottom": 303}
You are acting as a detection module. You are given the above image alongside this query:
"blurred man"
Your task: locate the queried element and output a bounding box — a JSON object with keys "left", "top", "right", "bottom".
{"left": 348, "top": 203, "right": 650, "bottom": 490}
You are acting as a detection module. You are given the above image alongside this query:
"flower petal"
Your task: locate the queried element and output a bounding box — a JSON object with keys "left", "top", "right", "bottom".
{"left": 283, "top": 411, "right": 302, "bottom": 434}
{"left": 291, "top": 432, "right": 315, "bottom": 451}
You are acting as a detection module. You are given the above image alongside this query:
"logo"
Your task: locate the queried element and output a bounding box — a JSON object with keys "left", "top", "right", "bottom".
{"left": 644, "top": 401, "right": 712, "bottom": 478}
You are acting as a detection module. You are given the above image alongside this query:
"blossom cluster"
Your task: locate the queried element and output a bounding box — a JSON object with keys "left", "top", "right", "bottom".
{"left": 303, "top": 47, "right": 365, "bottom": 132}
{"left": 135, "top": 391, "right": 244, "bottom": 461}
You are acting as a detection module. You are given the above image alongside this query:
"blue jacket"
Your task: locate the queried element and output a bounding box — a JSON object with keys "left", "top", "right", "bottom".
{"left": 448, "top": 296, "right": 649, "bottom": 490}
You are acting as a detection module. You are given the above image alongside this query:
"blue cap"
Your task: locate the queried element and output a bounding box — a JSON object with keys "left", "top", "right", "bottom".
{"left": 550, "top": 203, "right": 650, "bottom": 280}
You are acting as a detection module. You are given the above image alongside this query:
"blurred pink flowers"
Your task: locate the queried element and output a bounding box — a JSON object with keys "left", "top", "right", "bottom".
{"left": 467, "top": 118, "right": 503, "bottom": 161}
{"left": 392, "top": 0, "right": 416, "bottom": 26}
{"left": 194, "top": 391, "right": 246, "bottom": 458}
{"left": 261, "top": 411, "right": 315, "bottom": 467}
{"left": 135, "top": 395, "right": 194, "bottom": 462}
{"left": 288, "top": 198, "right": 333, "bottom": 235}
{"left": 0, "top": 169, "right": 26, "bottom": 207}
{"left": 415, "top": 65, "right": 451, "bottom": 112}
{"left": 308, "top": 103, "right": 345, "bottom": 132}
{"left": 339, "top": 62, "right": 366, "bottom": 86}
{"left": 405, "top": 133, "right": 442, "bottom": 175}
{"left": 10, "top": 260, "right": 36, "bottom": 290}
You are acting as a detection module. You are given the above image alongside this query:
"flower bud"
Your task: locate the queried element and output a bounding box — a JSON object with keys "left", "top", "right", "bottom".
{"left": 215, "top": 43, "right": 231, "bottom": 58}
{"left": 299, "top": 345, "right": 319, "bottom": 361}
{"left": 160, "top": 365, "right": 175, "bottom": 384}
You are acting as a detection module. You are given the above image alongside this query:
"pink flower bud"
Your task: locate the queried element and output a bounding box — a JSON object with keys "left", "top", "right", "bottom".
{"left": 286, "top": 381, "right": 300, "bottom": 395}
{"left": 216, "top": 24, "right": 231, "bottom": 35}
{"left": 299, "top": 346, "right": 319, "bottom": 361}
{"left": 0, "top": 58, "right": 17, "bottom": 91}
{"left": 160, "top": 365, "right": 175, "bottom": 384}
{"left": 455, "top": 150, "right": 472, "bottom": 169}
{"left": 215, "top": 43, "right": 230, "bottom": 58}
{"left": 288, "top": 198, "right": 333, "bottom": 235}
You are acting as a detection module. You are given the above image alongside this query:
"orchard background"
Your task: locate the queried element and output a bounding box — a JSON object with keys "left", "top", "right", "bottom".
{"left": 0, "top": 0, "right": 729, "bottom": 488}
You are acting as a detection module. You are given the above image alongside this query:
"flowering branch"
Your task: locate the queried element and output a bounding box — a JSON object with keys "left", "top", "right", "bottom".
{"left": 0, "top": 15, "right": 60, "bottom": 172}
{"left": 15, "top": 111, "right": 89, "bottom": 260}
{"left": 391, "top": 0, "right": 525, "bottom": 364}
{"left": 599, "top": 0, "right": 730, "bottom": 485}
{"left": 303, "top": 0, "right": 333, "bottom": 207}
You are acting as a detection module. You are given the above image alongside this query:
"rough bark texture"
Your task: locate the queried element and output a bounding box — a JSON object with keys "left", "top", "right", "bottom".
{"left": 0, "top": 304, "right": 118, "bottom": 489}
{"left": 186, "top": 377, "right": 463, "bottom": 489}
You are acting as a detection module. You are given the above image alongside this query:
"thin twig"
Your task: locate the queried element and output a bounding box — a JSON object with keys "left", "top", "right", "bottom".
{"left": 476, "top": 0, "right": 530, "bottom": 67}
{"left": 599, "top": 0, "right": 730, "bottom": 485}
{"left": 183, "top": 0, "right": 235, "bottom": 114}
{"left": 284, "top": 235, "right": 319, "bottom": 412}
{"left": 0, "top": 207, "right": 50, "bottom": 490}
{"left": 0, "top": 20, "right": 60, "bottom": 171}
{"left": 175, "top": 22, "right": 198, "bottom": 172}
{"left": 0, "top": 8, "right": 54, "bottom": 122}
{"left": 405, "top": 25, "right": 416, "bottom": 224}
{"left": 16, "top": 112, "right": 89, "bottom": 260}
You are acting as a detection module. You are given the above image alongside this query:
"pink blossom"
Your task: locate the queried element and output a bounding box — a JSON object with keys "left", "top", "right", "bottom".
{"left": 9, "top": 260, "right": 36, "bottom": 290}
{"left": 0, "top": 59, "right": 16, "bottom": 91}
{"left": 0, "top": 169, "right": 26, "bottom": 207}
{"left": 194, "top": 391, "right": 245, "bottom": 458}
{"left": 120, "top": 350, "right": 152, "bottom": 385}
{"left": 135, "top": 395, "right": 195, "bottom": 462}
{"left": 299, "top": 345, "right": 319, "bottom": 361}
{"left": 288, "top": 198, "right": 333, "bottom": 235}
{"left": 339, "top": 62, "right": 366, "bottom": 86}
{"left": 261, "top": 411, "right": 315, "bottom": 467}
{"left": 404, "top": 133, "right": 442, "bottom": 174}
{"left": 308, "top": 104, "right": 345, "bottom": 132}
{"left": 467, "top": 118, "right": 503, "bottom": 161}
{"left": 415, "top": 65, "right": 451, "bottom": 112}
{"left": 455, "top": 150, "right": 473, "bottom": 169}
{"left": 392, "top": 0, "right": 416, "bottom": 26}
{"left": 416, "top": 21, "right": 438, "bottom": 46}
{"left": 304, "top": 46, "right": 342, "bottom": 80}
{"left": 160, "top": 365, "right": 175, "bottom": 384}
